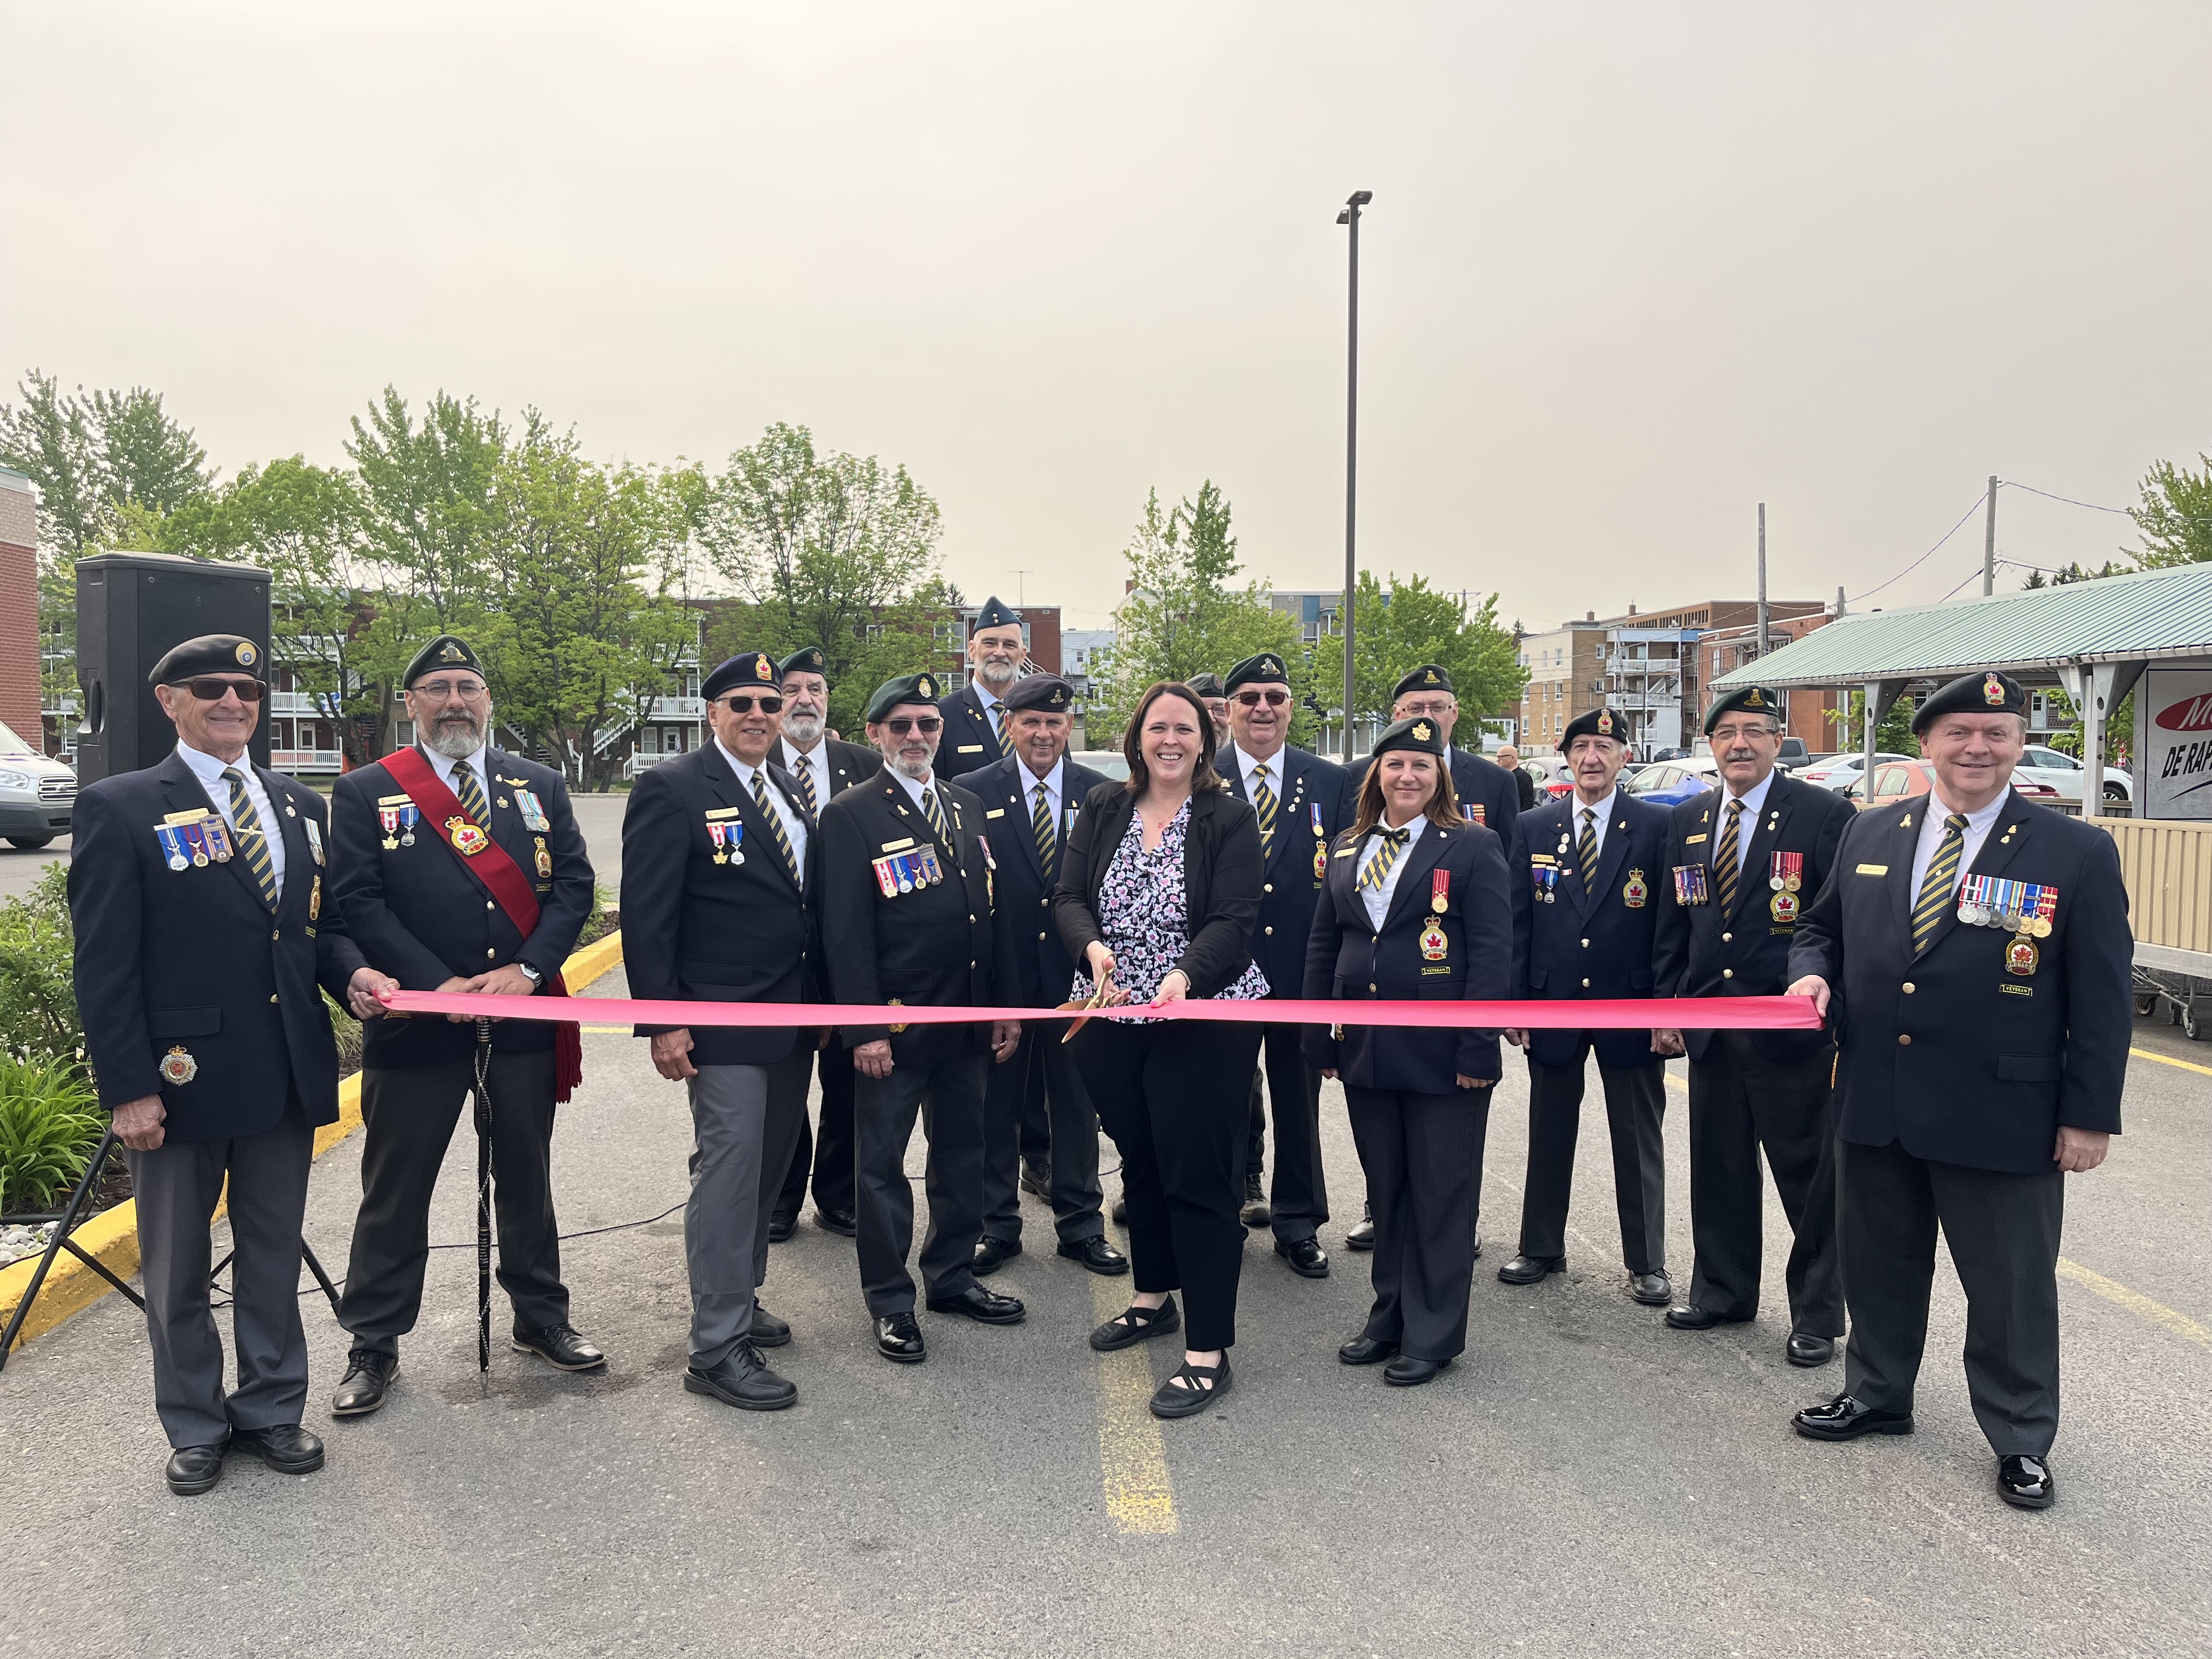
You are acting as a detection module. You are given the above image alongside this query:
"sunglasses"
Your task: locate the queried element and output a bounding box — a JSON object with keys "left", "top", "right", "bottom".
{"left": 884, "top": 716, "right": 943, "bottom": 735}
{"left": 1233, "top": 689, "right": 1290, "bottom": 708}
{"left": 178, "top": 677, "right": 268, "bottom": 702}
{"left": 716, "top": 694, "right": 784, "bottom": 714}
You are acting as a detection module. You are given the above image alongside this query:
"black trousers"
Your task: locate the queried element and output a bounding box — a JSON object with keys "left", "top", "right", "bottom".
{"left": 1840, "top": 1138, "right": 2065, "bottom": 1457}
{"left": 1081, "top": 1019, "right": 1261, "bottom": 1351}
{"left": 853, "top": 1047, "right": 989, "bottom": 1317}
{"left": 1245, "top": 1020, "right": 1328, "bottom": 1242}
{"left": 1684, "top": 1031, "right": 1843, "bottom": 1335}
{"left": 774, "top": 1040, "right": 857, "bottom": 1222}
{"left": 981, "top": 1022, "right": 1104, "bottom": 1244}
{"left": 339, "top": 1051, "right": 567, "bottom": 1357}
{"left": 1517, "top": 1050, "right": 1667, "bottom": 1273}
{"left": 1348, "top": 1086, "right": 1492, "bottom": 1363}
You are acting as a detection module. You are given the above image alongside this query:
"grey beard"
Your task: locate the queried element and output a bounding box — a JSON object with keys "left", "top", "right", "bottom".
{"left": 891, "top": 753, "right": 933, "bottom": 782}
{"left": 424, "top": 710, "right": 486, "bottom": 759}
{"left": 977, "top": 658, "right": 1019, "bottom": 691}
{"left": 783, "top": 712, "right": 825, "bottom": 747}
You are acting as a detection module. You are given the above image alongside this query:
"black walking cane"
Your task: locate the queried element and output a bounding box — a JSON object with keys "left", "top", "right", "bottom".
{"left": 472, "top": 1016, "right": 495, "bottom": 1377}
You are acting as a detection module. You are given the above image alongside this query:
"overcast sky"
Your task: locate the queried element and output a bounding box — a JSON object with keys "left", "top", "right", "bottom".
{"left": 6, "top": 2, "right": 2208, "bottom": 633}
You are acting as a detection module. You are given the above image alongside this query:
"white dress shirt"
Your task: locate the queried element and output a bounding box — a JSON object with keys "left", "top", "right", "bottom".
{"left": 1017, "top": 754, "right": 1065, "bottom": 834}
{"left": 718, "top": 737, "right": 810, "bottom": 870}
{"left": 1709, "top": 766, "right": 1778, "bottom": 876}
{"left": 885, "top": 765, "right": 949, "bottom": 825}
{"left": 1908, "top": 786, "right": 2007, "bottom": 901}
{"left": 778, "top": 737, "right": 833, "bottom": 815}
{"left": 1224, "top": 743, "right": 1290, "bottom": 802}
{"left": 1358, "top": 814, "right": 1427, "bottom": 931}
{"left": 177, "top": 741, "right": 285, "bottom": 898}
{"left": 1567, "top": 787, "right": 1620, "bottom": 863}
{"left": 974, "top": 684, "right": 1012, "bottom": 748}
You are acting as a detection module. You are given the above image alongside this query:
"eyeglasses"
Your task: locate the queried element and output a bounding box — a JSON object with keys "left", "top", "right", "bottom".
{"left": 1233, "top": 690, "right": 1290, "bottom": 708}
{"left": 716, "top": 694, "right": 784, "bottom": 714}
{"left": 884, "top": 716, "right": 942, "bottom": 735}
{"left": 1397, "top": 698, "right": 1454, "bottom": 717}
{"left": 178, "top": 677, "right": 268, "bottom": 702}
{"left": 412, "top": 679, "right": 487, "bottom": 701}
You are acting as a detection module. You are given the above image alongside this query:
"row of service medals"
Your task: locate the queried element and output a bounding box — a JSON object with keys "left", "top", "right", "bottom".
{"left": 377, "top": 796, "right": 421, "bottom": 849}
{"left": 1419, "top": 870, "right": 1451, "bottom": 960}
{"left": 1769, "top": 851, "right": 1803, "bottom": 923}
{"left": 1959, "top": 875, "right": 2056, "bottom": 977}
{"left": 873, "top": 845, "right": 946, "bottom": 896}
{"left": 156, "top": 810, "right": 236, "bottom": 870}
{"left": 706, "top": 809, "right": 746, "bottom": 866}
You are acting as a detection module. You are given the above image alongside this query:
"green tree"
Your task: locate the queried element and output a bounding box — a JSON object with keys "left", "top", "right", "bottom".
{"left": 1324, "top": 570, "right": 1526, "bottom": 743}
{"left": 1100, "top": 482, "right": 1308, "bottom": 746}
{"left": 1828, "top": 690, "right": 1920, "bottom": 757}
{"left": 2127, "top": 453, "right": 2212, "bottom": 568}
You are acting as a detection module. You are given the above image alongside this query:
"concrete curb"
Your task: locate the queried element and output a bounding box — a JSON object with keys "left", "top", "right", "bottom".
{"left": 0, "top": 931, "right": 625, "bottom": 1355}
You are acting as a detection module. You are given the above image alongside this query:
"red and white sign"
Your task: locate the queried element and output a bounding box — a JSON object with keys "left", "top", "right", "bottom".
{"left": 2146, "top": 670, "right": 2212, "bottom": 820}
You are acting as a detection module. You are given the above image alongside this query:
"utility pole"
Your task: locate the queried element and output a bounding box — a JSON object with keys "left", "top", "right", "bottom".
{"left": 1336, "top": 189, "right": 1372, "bottom": 761}
{"left": 1983, "top": 475, "right": 1998, "bottom": 597}
{"left": 1756, "top": 503, "right": 1770, "bottom": 658}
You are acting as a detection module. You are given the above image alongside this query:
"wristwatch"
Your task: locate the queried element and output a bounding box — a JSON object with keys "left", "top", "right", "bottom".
{"left": 516, "top": 962, "right": 544, "bottom": 987}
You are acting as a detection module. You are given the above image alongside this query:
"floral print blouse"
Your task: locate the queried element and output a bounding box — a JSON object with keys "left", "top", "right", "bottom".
{"left": 1069, "top": 797, "right": 1271, "bottom": 1014}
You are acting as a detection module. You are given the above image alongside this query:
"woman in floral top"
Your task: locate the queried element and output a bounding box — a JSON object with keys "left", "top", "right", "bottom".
{"left": 1054, "top": 681, "right": 1266, "bottom": 1419}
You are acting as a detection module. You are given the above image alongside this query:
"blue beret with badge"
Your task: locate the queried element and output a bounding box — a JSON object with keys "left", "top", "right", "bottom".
{"left": 1912, "top": 668, "right": 2028, "bottom": 733}
{"left": 703, "top": 651, "right": 779, "bottom": 701}
{"left": 148, "top": 634, "right": 263, "bottom": 685}
{"left": 1561, "top": 707, "right": 1624, "bottom": 748}
{"left": 1002, "top": 674, "right": 1074, "bottom": 713}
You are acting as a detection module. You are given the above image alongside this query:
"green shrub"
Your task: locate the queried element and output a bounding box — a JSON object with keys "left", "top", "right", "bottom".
{"left": 0, "top": 1052, "right": 103, "bottom": 1215}
{"left": 0, "top": 864, "right": 83, "bottom": 1073}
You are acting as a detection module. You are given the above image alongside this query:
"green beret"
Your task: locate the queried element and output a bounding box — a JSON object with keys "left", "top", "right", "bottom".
{"left": 403, "top": 634, "right": 483, "bottom": 689}
{"left": 148, "top": 634, "right": 262, "bottom": 685}
{"left": 1371, "top": 715, "right": 1446, "bottom": 759}
{"left": 1186, "top": 673, "right": 1226, "bottom": 698}
{"left": 778, "top": 646, "right": 829, "bottom": 684}
{"left": 866, "top": 671, "right": 943, "bottom": 722}
{"left": 1391, "top": 664, "right": 1453, "bottom": 701}
{"left": 1912, "top": 669, "right": 2028, "bottom": 734}
{"left": 1224, "top": 652, "right": 1289, "bottom": 692}
{"left": 1703, "top": 684, "right": 1782, "bottom": 735}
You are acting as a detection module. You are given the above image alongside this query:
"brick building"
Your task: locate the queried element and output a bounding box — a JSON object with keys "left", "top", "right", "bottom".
{"left": 1695, "top": 612, "right": 1844, "bottom": 748}
{"left": 0, "top": 468, "right": 40, "bottom": 749}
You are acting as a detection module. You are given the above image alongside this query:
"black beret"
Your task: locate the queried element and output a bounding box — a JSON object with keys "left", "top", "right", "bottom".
{"left": 1912, "top": 669, "right": 2028, "bottom": 734}
{"left": 703, "top": 652, "right": 780, "bottom": 701}
{"left": 148, "top": 634, "right": 263, "bottom": 685}
{"left": 1003, "top": 674, "right": 1074, "bottom": 713}
{"left": 971, "top": 596, "right": 1022, "bottom": 634}
{"left": 1371, "top": 714, "right": 1446, "bottom": 759}
{"left": 1561, "top": 707, "right": 1626, "bottom": 748}
{"left": 866, "top": 671, "right": 944, "bottom": 722}
{"left": 1186, "top": 673, "right": 1226, "bottom": 698}
{"left": 1223, "top": 652, "right": 1289, "bottom": 691}
{"left": 1703, "top": 684, "right": 1782, "bottom": 735}
{"left": 1391, "top": 664, "right": 1453, "bottom": 701}
{"left": 778, "top": 646, "right": 829, "bottom": 683}
{"left": 402, "top": 634, "right": 482, "bottom": 689}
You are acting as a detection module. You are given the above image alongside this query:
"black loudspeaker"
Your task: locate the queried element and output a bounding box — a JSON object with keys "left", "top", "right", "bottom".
{"left": 74, "top": 553, "right": 272, "bottom": 785}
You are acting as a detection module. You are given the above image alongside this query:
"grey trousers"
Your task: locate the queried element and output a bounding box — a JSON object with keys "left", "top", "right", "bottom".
{"left": 854, "top": 1050, "right": 988, "bottom": 1317}
{"left": 686, "top": 1053, "right": 811, "bottom": 1369}
{"left": 1517, "top": 1052, "right": 1667, "bottom": 1274}
{"left": 981, "top": 1023, "right": 1104, "bottom": 1245}
{"left": 1840, "top": 1138, "right": 2066, "bottom": 1457}
{"left": 126, "top": 1108, "right": 314, "bottom": 1449}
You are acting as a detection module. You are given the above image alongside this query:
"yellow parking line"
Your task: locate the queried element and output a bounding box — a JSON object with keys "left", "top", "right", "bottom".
{"left": 578, "top": 1024, "right": 631, "bottom": 1034}
{"left": 2130, "top": 1046, "right": 2212, "bottom": 1079}
{"left": 1092, "top": 1231, "right": 1178, "bottom": 1534}
{"left": 2056, "top": 1258, "right": 2212, "bottom": 1349}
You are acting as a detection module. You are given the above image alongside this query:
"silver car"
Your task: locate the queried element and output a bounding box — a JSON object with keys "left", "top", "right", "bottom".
{"left": 0, "top": 720, "right": 75, "bottom": 849}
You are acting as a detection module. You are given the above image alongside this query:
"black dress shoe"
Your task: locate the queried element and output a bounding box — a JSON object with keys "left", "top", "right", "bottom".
{"left": 1628, "top": 1272, "right": 1673, "bottom": 1306}
{"left": 1090, "top": 1296, "right": 1179, "bottom": 1351}
{"left": 1384, "top": 1354, "right": 1447, "bottom": 1387}
{"left": 767, "top": 1212, "right": 797, "bottom": 1243}
{"left": 1338, "top": 1334, "right": 1399, "bottom": 1365}
{"left": 1239, "top": 1175, "right": 1272, "bottom": 1228}
{"left": 1997, "top": 1453, "right": 2055, "bottom": 1510}
{"left": 331, "top": 1350, "right": 399, "bottom": 1417}
{"left": 1787, "top": 1333, "right": 1836, "bottom": 1368}
{"left": 1665, "top": 1304, "right": 1750, "bottom": 1330}
{"left": 231, "top": 1423, "right": 325, "bottom": 1474}
{"left": 1497, "top": 1252, "right": 1565, "bottom": 1285}
{"left": 973, "top": 1235, "right": 1022, "bottom": 1276}
{"left": 165, "top": 1442, "right": 225, "bottom": 1496}
{"left": 814, "top": 1206, "right": 857, "bottom": 1238}
{"left": 1276, "top": 1235, "right": 1329, "bottom": 1278}
{"left": 751, "top": 1301, "right": 791, "bottom": 1348}
{"left": 1057, "top": 1235, "right": 1130, "bottom": 1275}
{"left": 512, "top": 1323, "right": 607, "bottom": 1370}
{"left": 1149, "top": 1353, "right": 1231, "bottom": 1419}
{"left": 1792, "top": 1392, "right": 1915, "bottom": 1441}
{"left": 1346, "top": 1204, "right": 1376, "bottom": 1252}
{"left": 1019, "top": 1161, "right": 1051, "bottom": 1199}
{"left": 684, "top": 1343, "right": 797, "bottom": 1410}
{"left": 876, "top": 1312, "right": 927, "bottom": 1363}
{"left": 926, "top": 1284, "right": 1027, "bottom": 1324}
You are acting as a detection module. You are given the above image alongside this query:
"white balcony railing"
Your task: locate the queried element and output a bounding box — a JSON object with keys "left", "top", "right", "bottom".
{"left": 270, "top": 748, "right": 344, "bottom": 772}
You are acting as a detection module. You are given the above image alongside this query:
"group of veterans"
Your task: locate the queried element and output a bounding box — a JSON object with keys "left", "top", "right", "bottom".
{"left": 68, "top": 600, "right": 2130, "bottom": 1515}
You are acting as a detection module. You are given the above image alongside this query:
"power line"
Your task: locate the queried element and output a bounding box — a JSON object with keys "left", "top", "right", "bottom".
{"left": 1999, "top": 479, "right": 2132, "bottom": 515}
{"left": 1849, "top": 490, "right": 1989, "bottom": 603}
{"left": 1936, "top": 562, "right": 1988, "bottom": 603}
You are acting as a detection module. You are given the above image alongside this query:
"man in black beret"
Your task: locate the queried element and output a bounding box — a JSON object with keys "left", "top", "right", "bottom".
{"left": 1187, "top": 673, "right": 1231, "bottom": 747}
{"left": 1653, "top": 684, "right": 1854, "bottom": 1367}
{"left": 326, "top": 633, "right": 600, "bottom": 1418}
{"left": 768, "top": 645, "right": 882, "bottom": 1240}
{"left": 1784, "top": 670, "right": 2132, "bottom": 1510}
{"left": 818, "top": 672, "right": 1025, "bottom": 1361}
{"left": 936, "top": 597, "right": 1028, "bottom": 782}
{"left": 69, "top": 634, "right": 395, "bottom": 1493}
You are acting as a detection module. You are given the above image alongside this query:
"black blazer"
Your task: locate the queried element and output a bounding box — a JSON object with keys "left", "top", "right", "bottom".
{"left": 967, "top": 752, "right": 1111, "bottom": 1005}
{"left": 1302, "top": 817, "right": 1512, "bottom": 1092}
{"left": 819, "top": 771, "right": 1017, "bottom": 1063}
{"left": 619, "top": 743, "right": 819, "bottom": 1068}
{"left": 1054, "top": 784, "right": 1264, "bottom": 1000}
{"left": 330, "top": 746, "right": 595, "bottom": 1068}
{"left": 1508, "top": 790, "right": 1673, "bottom": 1070}
{"left": 1510, "top": 764, "right": 1538, "bottom": 812}
{"left": 1355, "top": 747, "right": 1520, "bottom": 839}
{"left": 1221, "top": 743, "right": 1356, "bottom": 1000}
{"left": 1787, "top": 788, "right": 2132, "bottom": 1176}
{"left": 1652, "top": 771, "right": 1853, "bottom": 1062}
{"left": 934, "top": 682, "right": 1009, "bottom": 781}
{"left": 776, "top": 734, "right": 881, "bottom": 808}
{"left": 69, "top": 750, "right": 365, "bottom": 1139}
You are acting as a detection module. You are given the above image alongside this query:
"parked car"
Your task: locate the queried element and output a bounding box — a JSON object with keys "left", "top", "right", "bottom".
{"left": 1843, "top": 759, "right": 2061, "bottom": 810}
{"left": 2015, "top": 743, "right": 2132, "bottom": 804}
{"left": 1621, "top": 755, "right": 1720, "bottom": 809}
{"left": 1519, "top": 757, "right": 1573, "bottom": 799}
{"left": 0, "top": 720, "right": 76, "bottom": 848}
{"left": 1069, "top": 748, "right": 1131, "bottom": 783}
{"left": 1796, "top": 752, "right": 1915, "bottom": 793}
{"left": 1775, "top": 736, "right": 1810, "bottom": 771}
{"left": 1647, "top": 746, "right": 1691, "bottom": 763}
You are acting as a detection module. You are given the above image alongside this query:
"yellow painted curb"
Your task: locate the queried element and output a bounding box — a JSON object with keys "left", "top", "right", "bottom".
{"left": 1, "top": 930, "right": 624, "bottom": 1355}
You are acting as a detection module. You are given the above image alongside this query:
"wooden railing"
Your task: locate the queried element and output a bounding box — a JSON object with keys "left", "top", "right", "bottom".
{"left": 2098, "top": 818, "right": 2212, "bottom": 972}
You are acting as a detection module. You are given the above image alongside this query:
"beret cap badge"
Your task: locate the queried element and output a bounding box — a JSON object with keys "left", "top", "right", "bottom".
{"left": 234, "top": 642, "right": 257, "bottom": 667}
{"left": 1984, "top": 673, "right": 2005, "bottom": 706}
{"left": 1412, "top": 721, "right": 1432, "bottom": 742}
{"left": 1596, "top": 710, "right": 1613, "bottom": 735}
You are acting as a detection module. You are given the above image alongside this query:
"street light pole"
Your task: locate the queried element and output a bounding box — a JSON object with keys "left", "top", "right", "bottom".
{"left": 1336, "top": 188, "right": 1372, "bottom": 761}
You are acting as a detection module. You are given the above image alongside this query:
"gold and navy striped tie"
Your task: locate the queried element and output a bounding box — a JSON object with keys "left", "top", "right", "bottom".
{"left": 752, "top": 770, "right": 800, "bottom": 884}
{"left": 1252, "top": 764, "right": 1278, "bottom": 848}
{"left": 1577, "top": 806, "right": 1599, "bottom": 890}
{"left": 993, "top": 705, "right": 1014, "bottom": 758}
{"left": 453, "top": 757, "right": 489, "bottom": 826}
{"left": 921, "top": 785, "right": 952, "bottom": 844}
{"left": 1357, "top": 827, "right": 1409, "bottom": 893}
{"left": 1032, "top": 780, "right": 1057, "bottom": 872}
{"left": 792, "top": 752, "right": 819, "bottom": 816}
{"left": 223, "top": 767, "right": 279, "bottom": 910}
{"left": 1713, "top": 797, "right": 1743, "bottom": 916}
{"left": 1911, "top": 814, "right": 1970, "bottom": 953}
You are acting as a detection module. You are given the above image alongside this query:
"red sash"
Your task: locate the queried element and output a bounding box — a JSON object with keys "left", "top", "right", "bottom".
{"left": 383, "top": 747, "right": 582, "bottom": 1102}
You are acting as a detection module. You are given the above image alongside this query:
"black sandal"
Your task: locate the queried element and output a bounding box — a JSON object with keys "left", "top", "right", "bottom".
{"left": 1149, "top": 1353, "right": 1232, "bottom": 1419}
{"left": 1089, "top": 1296, "right": 1181, "bottom": 1352}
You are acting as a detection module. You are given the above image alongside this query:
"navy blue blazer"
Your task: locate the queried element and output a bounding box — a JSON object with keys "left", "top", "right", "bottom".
{"left": 619, "top": 743, "right": 820, "bottom": 1068}
{"left": 1221, "top": 743, "right": 1356, "bottom": 1002}
{"left": 934, "top": 682, "right": 1009, "bottom": 782}
{"left": 1301, "top": 817, "right": 1512, "bottom": 1092}
{"left": 1355, "top": 747, "right": 1520, "bottom": 842}
{"left": 70, "top": 750, "right": 366, "bottom": 1139}
{"left": 1788, "top": 788, "right": 2132, "bottom": 1175}
{"left": 965, "top": 752, "right": 1110, "bottom": 1005}
{"left": 1651, "top": 772, "right": 1852, "bottom": 1063}
{"left": 1508, "top": 789, "right": 1673, "bottom": 1070}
